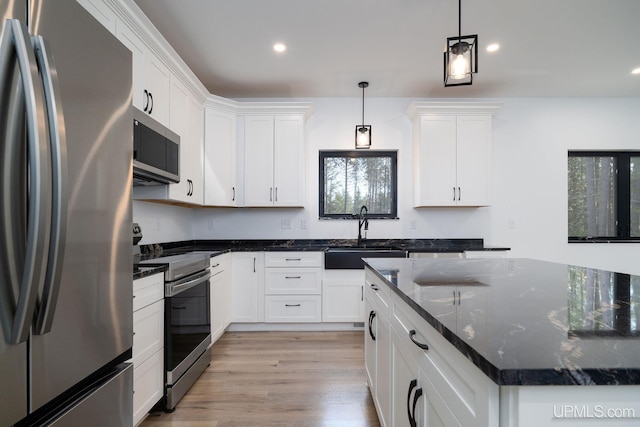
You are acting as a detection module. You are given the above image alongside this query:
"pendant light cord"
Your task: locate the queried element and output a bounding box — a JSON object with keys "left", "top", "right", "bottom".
{"left": 361, "top": 84, "right": 365, "bottom": 127}
{"left": 458, "top": 0, "right": 462, "bottom": 39}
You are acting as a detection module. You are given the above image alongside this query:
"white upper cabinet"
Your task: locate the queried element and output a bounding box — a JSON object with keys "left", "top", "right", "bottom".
{"left": 115, "top": 21, "right": 170, "bottom": 126}
{"left": 407, "top": 102, "right": 501, "bottom": 207}
{"left": 204, "top": 101, "right": 238, "bottom": 207}
{"left": 240, "top": 104, "right": 312, "bottom": 207}
{"left": 242, "top": 115, "right": 305, "bottom": 207}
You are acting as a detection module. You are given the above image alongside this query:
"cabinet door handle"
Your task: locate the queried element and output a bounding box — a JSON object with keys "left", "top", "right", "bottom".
{"left": 409, "top": 330, "right": 429, "bottom": 350}
{"left": 368, "top": 310, "right": 376, "bottom": 341}
{"left": 361, "top": 285, "right": 363, "bottom": 301}
{"left": 369, "top": 283, "right": 379, "bottom": 291}
{"left": 275, "top": 187, "right": 278, "bottom": 202}
{"left": 285, "top": 276, "right": 301, "bottom": 279}
{"left": 458, "top": 186, "right": 461, "bottom": 201}
{"left": 411, "top": 386, "right": 423, "bottom": 427}
{"left": 285, "top": 304, "right": 301, "bottom": 307}
{"left": 232, "top": 187, "right": 235, "bottom": 201}
{"left": 253, "top": 257, "right": 256, "bottom": 273}
{"left": 270, "top": 187, "right": 273, "bottom": 202}
{"left": 143, "top": 89, "right": 149, "bottom": 112}
{"left": 453, "top": 187, "right": 456, "bottom": 201}
{"left": 407, "top": 379, "right": 417, "bottom": 427}
{"left": 285, "top": 258, "right": 301, "bottom": 262}
{"left": 148, "top": 91, "right": 153, "bottom": 114}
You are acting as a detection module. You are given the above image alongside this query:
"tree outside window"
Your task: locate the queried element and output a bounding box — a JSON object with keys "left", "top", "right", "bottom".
{"left": 319, "top": 151, "right": 398, "bottom": 219}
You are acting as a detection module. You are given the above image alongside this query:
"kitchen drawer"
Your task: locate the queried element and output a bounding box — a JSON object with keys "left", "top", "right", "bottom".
{"left": 209, "top": 253, "right": 229, "bottom": 275}
{"left": 264, "top": 251, "right": 323, "bottom": 268}
{"left": 133, "top": 349, "right": 163, "bottom": 426}
{"left": 133, "top": 299, "right": 164, "bottom": 367}
{"left": 391, "top": 292, "right": 497, "bottom": 427}
{"left": 265, "top": 268, "right": 322, "bottom": 294}
{"left": 365, "top": 269, "right": 390, "bottom": 309}
{"left": 264, "top": 295, "right": 322, "bottom": 323}
{"left": 133, "top": 272, "right": 164, "bottom": 311}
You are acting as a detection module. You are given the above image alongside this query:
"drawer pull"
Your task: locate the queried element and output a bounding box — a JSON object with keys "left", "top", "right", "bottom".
{"left": 285, "top": 258, "right": 302, "bottom": 261}
{"left": 211, "top": 263, "right": 220, "bottom": 268}
{"left": 369, "top": 283, "right": 379, "bottom": 291}
{"left": 285, "top": 304, "right": 301, "bottom": 307}
{"left": 285, "top": 276, "right": 301, "bottom": 279}
{"left": 172, "top": 306, "right": 187, "bottom": 310}
{"left": 409, "top": 330, "right": 429, "bottom": 350}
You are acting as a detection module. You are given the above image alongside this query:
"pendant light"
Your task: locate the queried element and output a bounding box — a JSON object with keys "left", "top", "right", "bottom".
{"left": 355, "top": 81, "right": 371, "bottom": 149}
{"left": 444, "top": 0, "right": 477, "bottom": 86}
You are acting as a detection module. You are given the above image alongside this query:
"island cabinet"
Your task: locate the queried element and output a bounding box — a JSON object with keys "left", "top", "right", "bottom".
{"left": 364, "top": 267, "right": 499, "bottom": 427}
{"left": 364, "top": 276, "right": 392, "bottom": 427}
{"left": 132, "top": 272, "right": 165, "bottom": 426}
{"left": 231, "top": 252, "right": 264, "bottom": 323}
{"left": 264, "top": 252, "right": 323, "bottom": 323}
{"left": 406, "top": 102, "right": 501, "bottom": 207}
{"left": 204, "top": 101, "right": 238, "bottom": 206}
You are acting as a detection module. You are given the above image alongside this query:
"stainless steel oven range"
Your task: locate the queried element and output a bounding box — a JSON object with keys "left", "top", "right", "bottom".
{"left": 140, "top": 252, "right": 212, "bottom": 411}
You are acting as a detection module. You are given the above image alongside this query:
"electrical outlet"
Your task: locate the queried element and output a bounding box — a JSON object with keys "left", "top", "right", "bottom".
{"left": 410, "top": 220, "right": 417, "bottom": 230}
{"left": 300, "top": 218, "right": 308, "bottom": 229}
{"left": 281, "top": 219, "right": 291, "bottom": 229}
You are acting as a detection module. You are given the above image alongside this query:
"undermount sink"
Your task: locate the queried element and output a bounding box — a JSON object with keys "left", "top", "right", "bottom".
{"left": 324, "top": 246, "right": 407, "bottom": 269}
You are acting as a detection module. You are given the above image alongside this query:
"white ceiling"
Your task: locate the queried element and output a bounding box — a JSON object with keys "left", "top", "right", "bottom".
{"left": 134, "top": 0, "right": 640, "bottom": 98}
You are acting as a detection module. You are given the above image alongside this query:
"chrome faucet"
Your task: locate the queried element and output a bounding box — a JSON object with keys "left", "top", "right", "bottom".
{"left": 357, "top": 205, "right": 369, "bottom": 247}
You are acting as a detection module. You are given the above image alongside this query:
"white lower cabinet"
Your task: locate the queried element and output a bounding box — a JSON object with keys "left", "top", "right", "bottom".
{"left": 231, "top": 252, "right": 264, "bottom": 322}
{"left": 365, "top": 267, "right": 499, "bottom": 427}
{"left": 210, "top": 253, "right": 231, "bottom": 343}
{"left": 132, "top": 272, "right": 164, "bottom": 426}
{"left": 264, "top": 252, "right": 322, "bottom": 323}
{"left": 322, "top": 270, "right": 365, "bottom": 323}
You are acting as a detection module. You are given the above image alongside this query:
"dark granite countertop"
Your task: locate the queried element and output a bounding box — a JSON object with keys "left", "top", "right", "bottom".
{"left": 137, "top": 238, "right": 509, "bottom": 260}
{"left": 133, "top": 265, "right": 165, "bottom": 280}
{"left": 364, "top": 258, "right": 640, "bottom": 386}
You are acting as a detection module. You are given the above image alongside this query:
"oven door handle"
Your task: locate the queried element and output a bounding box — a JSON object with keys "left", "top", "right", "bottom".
{"left": 166, "top": 270, "right": 212, "bottom": 297}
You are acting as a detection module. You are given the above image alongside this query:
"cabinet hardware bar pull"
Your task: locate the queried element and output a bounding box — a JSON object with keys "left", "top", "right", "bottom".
{"left": 368, "top": 310, "right": 376, "bottom": 341}
{"left": 453, "top": 187, "right": 456, "bottom": 201}
{"left": 253, "top": 257, "right": 256, "bottom": 273}
{"left": 172, "top": 306, "right": 186, "bottom": 310}
{"left": 370, "top": 283, "right": 379, "bottom": 291}
{"left": 285, "top": 276, "right": 301, "bottom": 279}
{"left": 285, "top": 304, "right": 301, "bottom": 307}
{"left": 361, "top": 285, "right": 363, "bottom": 301}
{"left": 148, "top": 92, "right": 153, "bottom": 114}
{"left": 458, "top": 290, "right": 461, "bottom": 305}
{"left": 409, "top": 330, "right": 429, "bottom": 350}
{"left": 270, "top": 187, "right": 273, "bottom": 201}
{"left": 453, "top": 290, "right": 456, "bottom": 305}
{"left": 285, "top": 258, "right": 301, "bottom": 261}
{"left": 407, "top": 379, "right": 417, "bottom": 427}
{"left": 211, "top": 263, "right": 220, "bottom": 268}
{"left": 458, "top": 186, "right": 461, "bottom": 201}
{"left": 232, "top": 187, "right": 235, "bottom": 201}
{"left": 143, "top": 89, "right": 149, "bottom": 112}
{"left": 275, "top": 187, "right": 278, "bottom": 202}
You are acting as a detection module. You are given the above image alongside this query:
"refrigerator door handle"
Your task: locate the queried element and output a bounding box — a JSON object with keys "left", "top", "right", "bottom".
{"left": 32, "top": 35, "right": 68, "bottom": 335}
{"left": 0, "top": 20, "right": 53, "bottom": 345}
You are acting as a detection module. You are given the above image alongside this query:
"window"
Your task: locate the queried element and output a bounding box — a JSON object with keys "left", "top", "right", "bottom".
{"left": 319, "top": 150, "right": 398, "bottom": 219}
{"left": 568, "top": 151, "right": 640, "bottom": 241}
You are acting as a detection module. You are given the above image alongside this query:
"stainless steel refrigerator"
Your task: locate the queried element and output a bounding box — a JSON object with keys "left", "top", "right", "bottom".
{"left": 0, "top": 0, "right": 133, "bottom": 425}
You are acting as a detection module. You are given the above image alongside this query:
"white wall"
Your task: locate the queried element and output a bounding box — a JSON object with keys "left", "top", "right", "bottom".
{"left": 133, "top": 200, "right": 193, "bottom": 244}
{"left": 134, "top": 97, "right": 640, "bottom": 274}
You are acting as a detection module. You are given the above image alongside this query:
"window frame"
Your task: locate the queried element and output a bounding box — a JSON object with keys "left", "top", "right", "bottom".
{"left": 318, "top": 150, "right": 398, "bottom": 220}
{"left": 568, "top": 150, "right": 640, "bottom": 243}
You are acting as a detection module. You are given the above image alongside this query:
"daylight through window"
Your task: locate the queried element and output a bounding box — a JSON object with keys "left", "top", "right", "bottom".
{"left": 319, "top": 151, "right": 398, "bottom": 219}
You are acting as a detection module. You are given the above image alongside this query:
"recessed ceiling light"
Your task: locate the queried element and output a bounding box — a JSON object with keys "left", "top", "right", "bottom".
{"left": 632, "top": 67, "right": 640, "bottom": 75}
{"left": 273, "top": 43, "right": 286, "bottom": 53}
{"left": 486, "top": 44, "right": 500, "bottom": 52}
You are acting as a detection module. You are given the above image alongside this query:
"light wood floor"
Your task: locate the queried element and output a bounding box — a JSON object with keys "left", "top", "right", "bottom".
{"left": 140, "top": 331, "right": 381, "bottom": 427}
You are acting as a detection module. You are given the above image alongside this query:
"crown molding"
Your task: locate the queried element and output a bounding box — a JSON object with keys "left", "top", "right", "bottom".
{"left": 406, "top": 102, "right": 502, "bottom": 119}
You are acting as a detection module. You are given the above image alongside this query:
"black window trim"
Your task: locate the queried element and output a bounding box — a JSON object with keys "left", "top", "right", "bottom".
{"left": 568, "top": 150, "right": 640, "bottom": 243}
{"left": 319, "top": 150, "right": 398, "bottom": 220}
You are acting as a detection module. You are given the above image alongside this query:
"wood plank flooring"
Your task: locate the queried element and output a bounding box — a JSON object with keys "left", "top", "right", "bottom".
{"left": 140, "top": 331, "right": 381, "bottom": 427}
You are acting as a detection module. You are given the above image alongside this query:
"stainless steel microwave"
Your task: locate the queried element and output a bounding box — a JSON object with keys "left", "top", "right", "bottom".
{"left": 133, "top": 108, "right": 180, "bottom": 185}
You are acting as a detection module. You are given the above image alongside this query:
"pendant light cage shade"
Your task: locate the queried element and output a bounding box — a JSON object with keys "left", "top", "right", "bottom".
{"left": 355, "top": 81, "right": 371, "bottom": 149}
{"left": 444, "top": 34, "right": 478, "bottom": 86}
{"left": 355, "top": 125, "right": 372, "bottom": 149}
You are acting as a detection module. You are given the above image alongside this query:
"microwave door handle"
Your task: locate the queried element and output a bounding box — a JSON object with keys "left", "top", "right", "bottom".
{"left": 32, "top": 35, "right": 68, "bottom": 335}
{"left": 0, "top": 20, "right": 53, "bottom": 345}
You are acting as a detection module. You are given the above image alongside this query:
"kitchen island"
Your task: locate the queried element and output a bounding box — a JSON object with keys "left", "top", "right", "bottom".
{"left": 364, "top": 258, "right": 640, "bottom": 427}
